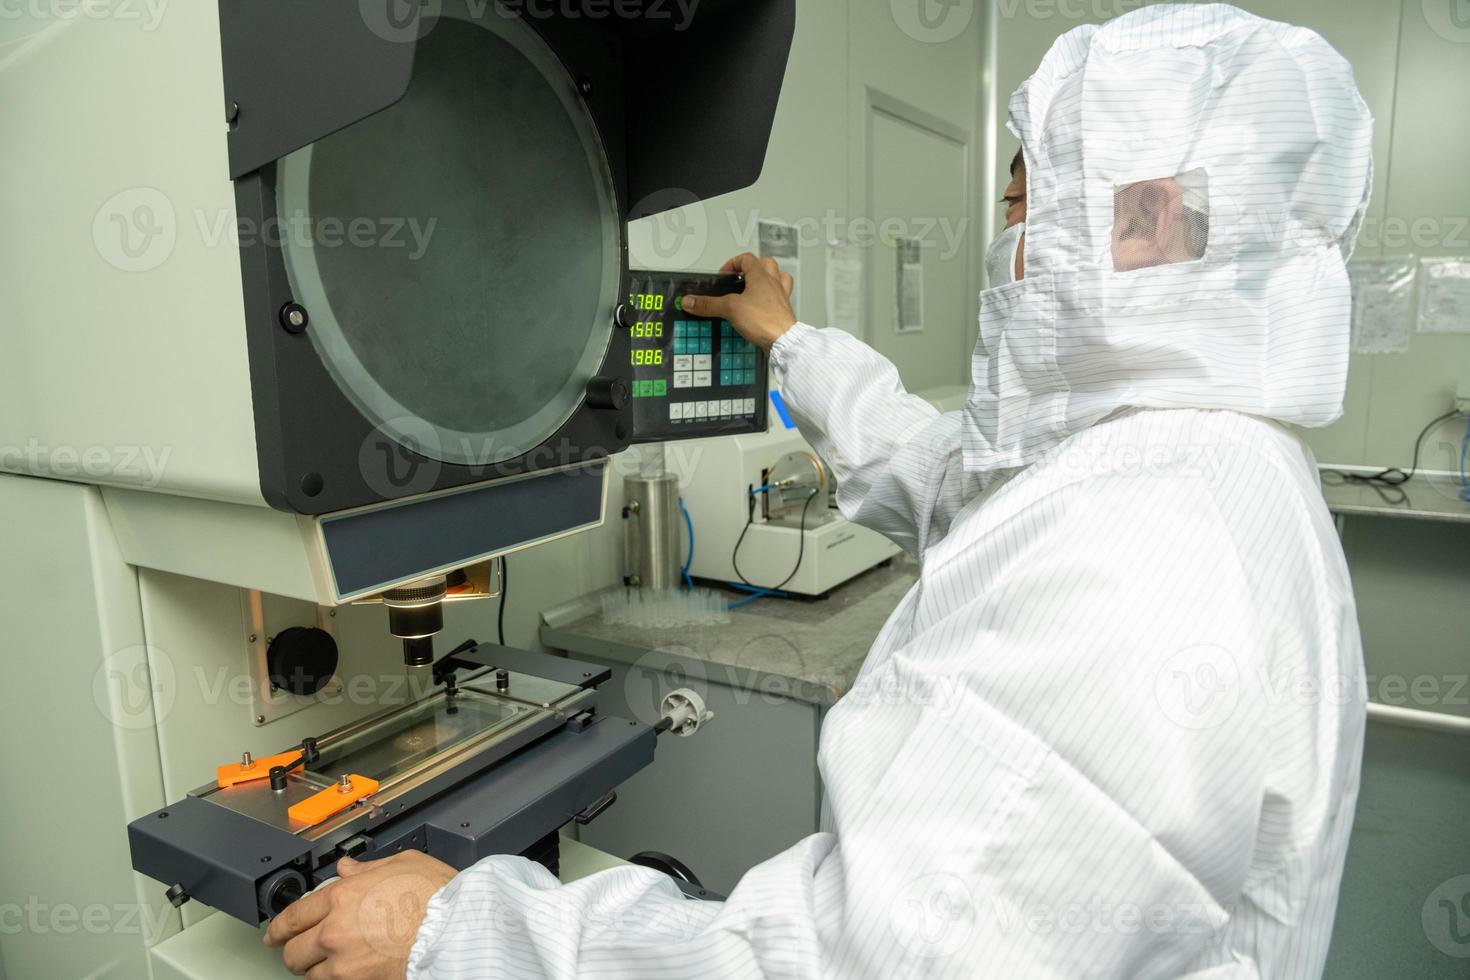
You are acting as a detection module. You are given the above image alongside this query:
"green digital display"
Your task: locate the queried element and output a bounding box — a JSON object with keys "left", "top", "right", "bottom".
{"left": 624, "top": 272, "right": 766, "bottom": 430}
{"left": 628, "top": 292, "right": 665, "bottom": 312}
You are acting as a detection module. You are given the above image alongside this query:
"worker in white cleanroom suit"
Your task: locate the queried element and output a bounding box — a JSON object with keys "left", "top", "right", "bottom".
{"left": 266, "top": 4, "right": 1375, "bottom": 978}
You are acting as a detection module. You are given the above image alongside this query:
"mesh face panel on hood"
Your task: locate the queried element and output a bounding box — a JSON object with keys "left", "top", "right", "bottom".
{"left": 965, "top": 2, "right": 1374, "bottom": 472}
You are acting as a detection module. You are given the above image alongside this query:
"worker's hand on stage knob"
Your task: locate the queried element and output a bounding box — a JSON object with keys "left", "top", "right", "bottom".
{"left": 681, "top": 253, "right": 796, "bottom": 353}
{"left": 265, "top": 851, "right": 456, "bottom": 979}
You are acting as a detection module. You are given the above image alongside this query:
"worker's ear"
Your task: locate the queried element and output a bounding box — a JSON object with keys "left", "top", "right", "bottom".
{"left": 1112, "top": 177, "right": 1184, "bottom": 272}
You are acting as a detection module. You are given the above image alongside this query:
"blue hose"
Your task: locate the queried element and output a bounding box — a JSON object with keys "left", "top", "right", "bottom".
{"left": 678, "top": 498, "right": 695, "bottom": 589}
{"left": 723, "top": 580, "right": 789, "bottom": 610}
{"left": 1459, "top": 418, "right": 1470, "bottom": 503}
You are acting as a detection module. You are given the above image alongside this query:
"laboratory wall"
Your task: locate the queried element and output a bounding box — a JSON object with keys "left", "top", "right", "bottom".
{"left": 985, "top": 2, "right": 1470, "bottom": 706}
{"left": 512, "top": 0, "right": 987, "bottom": 645}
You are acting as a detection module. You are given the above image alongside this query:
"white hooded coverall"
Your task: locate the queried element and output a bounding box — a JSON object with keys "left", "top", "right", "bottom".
{"left": 409, "top": 5, "right": 1375, "bottom": 978}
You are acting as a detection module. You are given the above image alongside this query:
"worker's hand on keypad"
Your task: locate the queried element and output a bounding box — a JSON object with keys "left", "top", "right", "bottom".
{"left": 680, "top": 253, "right": 796, "bottom": 353}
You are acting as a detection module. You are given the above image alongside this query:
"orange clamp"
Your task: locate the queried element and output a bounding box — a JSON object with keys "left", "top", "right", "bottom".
{"left": 288, "top": 775, "right": 380, "bottom": 827}
{"left": 217, "top": 751, "right": 303, "bottom": 789}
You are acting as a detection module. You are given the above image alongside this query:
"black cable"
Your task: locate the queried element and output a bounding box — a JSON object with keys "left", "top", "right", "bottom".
{"left": 732, "top": 488, "right": 819, "bottom": 593}
{"left": 497, "top": 556, "right": 509, "bottom": 647}
{"left": 1321, "top": 409, "right": 1461, "bottom": 504}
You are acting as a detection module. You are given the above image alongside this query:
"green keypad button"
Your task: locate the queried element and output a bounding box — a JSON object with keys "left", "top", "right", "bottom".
{"left": 653, "top": 379, "right": 667, "bottom": 396}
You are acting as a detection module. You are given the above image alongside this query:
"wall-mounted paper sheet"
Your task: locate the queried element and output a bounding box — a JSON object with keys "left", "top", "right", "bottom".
{"left": 895, "top": 237, "right": 924, "bottom": 334}
{"left": 825, "top": 241, "right": 863, "bottom": 336}
{"left": 1418, "top": 256, "right": 1470, "bottom": 335}
{"left": 758, "top": 219, "right": 801, "bottom": 311}
{"left": 1348, "top": 256, "right": 1416, "bottom": 354}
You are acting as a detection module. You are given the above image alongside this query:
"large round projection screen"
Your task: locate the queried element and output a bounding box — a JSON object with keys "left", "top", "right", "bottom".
{"left": 277, "top": 8, "right": 620, "bottom": 466}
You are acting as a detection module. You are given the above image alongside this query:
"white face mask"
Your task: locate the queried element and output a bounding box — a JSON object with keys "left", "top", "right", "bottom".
{"left": 984, "top": 222, "right": 1025, "bottom": 288}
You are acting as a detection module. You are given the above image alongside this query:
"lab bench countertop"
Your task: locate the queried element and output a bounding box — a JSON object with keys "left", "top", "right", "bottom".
{"left": 540, "top": 559, "right": 921, "bottom": 707}
{"left": 1319, "top": 477, "right": 1470, "bottom": 523}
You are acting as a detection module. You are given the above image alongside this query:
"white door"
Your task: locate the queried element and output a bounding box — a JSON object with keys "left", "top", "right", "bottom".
{"left": 850, "top": 2, "right": 985, "bottom": 392}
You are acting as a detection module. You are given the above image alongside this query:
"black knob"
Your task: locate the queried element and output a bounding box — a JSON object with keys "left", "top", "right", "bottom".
{"left": 495, "top": 669, "right": 510, "bottom": 693}
{"left": 269, "top": 766, "right": 288, "bottom": 791}
{"left": 165, "top": 884, "right": 189, "bottom": 909}
{"left": 267, "top": 628, "right": 338, "bottom": 697}
{"left": 613, "top": 303, "right": 633, "bottom": 329}
{"left": 259, "top": 870, "right": 309, "bottom": 918}
{"left": 268, "top": 876, "right": 304, "bottom": 915}
{"left": 586, "top": 376, "right": 630, "bottom": 411}
{"left": 279, "top": 301, "right": 309, "bottom": 334}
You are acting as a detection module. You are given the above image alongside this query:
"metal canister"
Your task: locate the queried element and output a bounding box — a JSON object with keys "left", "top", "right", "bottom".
{"left": 623, "top": 474, "right": 682, "bottom": 590}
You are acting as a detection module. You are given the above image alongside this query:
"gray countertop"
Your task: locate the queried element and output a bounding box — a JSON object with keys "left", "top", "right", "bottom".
{"left": 1320, "top": 477, "right": 1470, "bottom": 524}
{"left": 538, "top": 471, "right": 1468, "bottom": 709}
{"left": 540, "top": 558, "right": 919, "bottom": 706}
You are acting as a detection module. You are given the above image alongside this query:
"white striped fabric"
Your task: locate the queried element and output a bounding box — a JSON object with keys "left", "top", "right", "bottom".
{"left": 409, "top": 323, "right": 1365, "bottom": 979}
{"left": 967, "top": 3, "right": 1375, "bottom": 471}
{"left": 407, "top": 6, "right": 1368, "bottom": 977}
